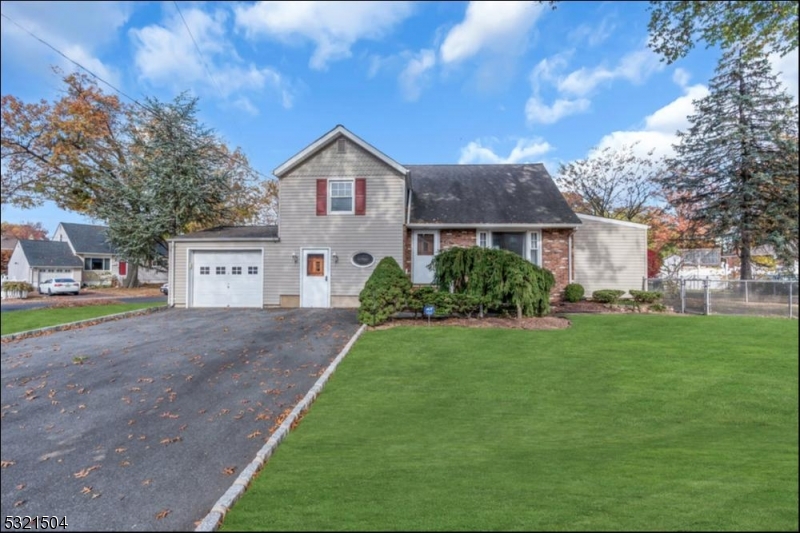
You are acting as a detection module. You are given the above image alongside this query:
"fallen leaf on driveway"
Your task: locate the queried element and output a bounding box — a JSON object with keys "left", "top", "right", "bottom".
{"left": 222, "top": 466, "right": 236, "bottom": 476}
{"left": 247, "top": 430, "right": 261, "bottom": 439}
{"left": 1, "top": 460, "right": 15, "bottom": 468}
{"left": 155, "top": 509, "right": 171, "bottom": 520}
{"left": 81, "top": 486, "right": 92, "bottom": 494}
{"left": 16, "top": 484, "right": 25, "bottom": 490}
{"left": 159, "top": 436, "right": 182, "bottom": 445}
{"left": 115, "top": 447, "right": 127, "bottom": 453}
{"left": 73, "top": 465, "right": 100, "bottom": 479}
{"left": 13, "top": 500, "right": 25, "bottom": 507}
{"left": 142, "top": 479, "right": 153, "bottom": 486}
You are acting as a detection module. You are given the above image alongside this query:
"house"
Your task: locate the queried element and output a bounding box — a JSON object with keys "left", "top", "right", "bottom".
{"left": 662, "top": 245, "right": 799, "bottom": 280}
{"left": 8, "top": 222, "right": 167, "bottom": 287}
{"left": 167, "top": 125, "right": 648, "bottom": 308}
{"left": 7, "top": 240, "right": 84, "bottom": 286}
{"left": 1, "top": 236, "right": 19, "bottom": 276}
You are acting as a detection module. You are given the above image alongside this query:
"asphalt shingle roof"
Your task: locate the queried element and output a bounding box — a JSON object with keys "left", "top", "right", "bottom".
{"left": 171, "top": 226, "right": 279, "bottom": 240}
{"left": 60, "top": 223, "right": 115, "bottom": 254}
{"left": 407, "top": 164, "right": 581, "bottom": 225}
{"left": 18, "top": 240, "right": 84, "bottom": 268}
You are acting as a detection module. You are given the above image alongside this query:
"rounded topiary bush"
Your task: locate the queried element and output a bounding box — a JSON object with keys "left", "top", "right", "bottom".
{"left": 357, "top": 256, "right": 411, "bottom": 326}
{"left": 592, "top": 289, "right": 625, "bottom": 304}
{"left": 563, "top": 283, "right": 585, "bottom": 302}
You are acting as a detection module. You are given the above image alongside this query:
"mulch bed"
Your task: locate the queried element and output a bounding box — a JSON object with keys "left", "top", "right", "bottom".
{"left": 372, "top": 316, "right": 571, "bottom": 330}
{"left": 550, "top": 300, "right": 628, "bottom": 314}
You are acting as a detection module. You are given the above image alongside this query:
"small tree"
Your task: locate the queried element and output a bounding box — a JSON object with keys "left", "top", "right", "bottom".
{"left": 357, "top": 257, "right": 411, "bottom": 326}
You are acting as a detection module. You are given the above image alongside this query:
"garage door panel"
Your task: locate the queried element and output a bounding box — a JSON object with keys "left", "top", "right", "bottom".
{"left": 192, "top": 251, "right": 262, "bottom": 308}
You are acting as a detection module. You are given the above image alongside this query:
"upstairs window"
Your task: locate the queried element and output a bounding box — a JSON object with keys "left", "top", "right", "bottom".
{"left": 330, "top": 180, "right": 354, "bottom": 214}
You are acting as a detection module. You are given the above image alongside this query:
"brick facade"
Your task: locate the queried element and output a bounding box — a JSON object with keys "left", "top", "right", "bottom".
{"left": 440, "top": 229, "right": 476, "bottom": 250}
{"left": 542, "top": 229, "right": 573, "bottom": 298}
{"left": 403, "top": 227, "right": 412, "bottom": 274}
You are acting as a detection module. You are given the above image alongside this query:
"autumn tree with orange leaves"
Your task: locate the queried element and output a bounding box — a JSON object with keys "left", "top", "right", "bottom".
{"left": 1, "top": 70, "right": 277, "bottom": 286}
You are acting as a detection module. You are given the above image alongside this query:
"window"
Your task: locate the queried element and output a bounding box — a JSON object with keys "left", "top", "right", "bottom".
{"left": 492, "top": 232, "right": 525, "bottom": 256}
{"left": 329, "top": 180, "right": 353, "bottom": 213}
{"left": 248, "top": 266, "right": 258, "bottom": 275}
{"left": 351, "top": 252, "right": 375, "bottom": 267}
{"left": 417, "top": 234, "right": 435, "bottom": 256}
{"left": 478, "top": 232, "right": 488, "bottom": 248}
{"left": 232, "top": 266, "right": 242, "bottom": 275}
{"left": 337, "top": 138, "right": 346, "bottom": 153}
{"left": 307, "top": 254, "right": 325, "bottom": 276}
{"left": 84, "top": 257, "right": 110, "bottom": 271}
{"left": 200, "top": 266, "right": 210, "bottom": 275}
{"left": 216, "top": 266, "right": 226, "bottom": 275}
{"left": 529, "top": 231, "right": 541, "bottom": 266}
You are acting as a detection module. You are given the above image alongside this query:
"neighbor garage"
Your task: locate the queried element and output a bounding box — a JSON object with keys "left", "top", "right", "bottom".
{"left": 168, "top": 226, "right": 279, "bottom": 308}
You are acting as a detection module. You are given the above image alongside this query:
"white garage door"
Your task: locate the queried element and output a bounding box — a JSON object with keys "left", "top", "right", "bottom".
{"left": 191, "top": 251, "right": 263, "bottom": 308}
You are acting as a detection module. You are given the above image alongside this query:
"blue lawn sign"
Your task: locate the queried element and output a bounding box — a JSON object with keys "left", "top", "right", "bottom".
{"left": 423, "top": 304, "right": 435, "bottom": 326}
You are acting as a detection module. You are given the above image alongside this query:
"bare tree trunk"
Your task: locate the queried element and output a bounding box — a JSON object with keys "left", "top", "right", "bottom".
{"left": 740, "top": 233, "right": 753, "bottom": 280}
{"left": 516, "top": 303, "right": 522, "bottom": 321}
{"left": 123, "top": 263, "right": 140, "bottom": 288}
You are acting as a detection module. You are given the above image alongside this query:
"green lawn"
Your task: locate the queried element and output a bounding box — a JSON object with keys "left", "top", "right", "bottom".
{"left": 222, "top": 315, "right": 798, "bottom": 532}
{"left": 1, "top": 303, "right": 161, "bottom": 335}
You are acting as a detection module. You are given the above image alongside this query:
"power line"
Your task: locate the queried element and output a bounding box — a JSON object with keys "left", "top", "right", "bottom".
{"left": 0, "top": 11, "right": 274, "bottom": 182}
{"left": 172, "top": 1, "right": 224, "bottom": 97}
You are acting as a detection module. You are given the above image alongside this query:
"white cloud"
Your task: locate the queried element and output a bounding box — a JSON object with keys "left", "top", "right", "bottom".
{"left": 399, "top": 49, "right": 436, "bottom": 101}
{"left": 525, "top": 96, "right": 590, "bottom": 125}
{"left": 769, "top": 48, "right": 799, "bottom": 102}
{"left": 672, "top": 67, "right": 691, "bottom": 88}
{"left": 568, "top": 17, "right": 615, "bottom": 47}
{"left": 439, "top": 1, "right": 545, "bottom": 65}
{"left": 233, "top": 1, "right": 414, "bottom": 70}
{"left": 593, "top": 77, "right": 709, "bottom": 160}
{"left": 0, "top": 1, "right": 132, "bottom": 88}
{"left": 459, "top": 137, "right": 553, "bottom": 164}
{"left": 557, "top": 48, "right": 663, "bottom": 97}
{"left": 130, "top": 6, "right": 293, "bottom": 110}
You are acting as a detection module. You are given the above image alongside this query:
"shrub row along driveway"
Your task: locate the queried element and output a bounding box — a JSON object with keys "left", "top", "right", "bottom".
{"left": 0, "top": 308, "right": 360, "bottom": 531}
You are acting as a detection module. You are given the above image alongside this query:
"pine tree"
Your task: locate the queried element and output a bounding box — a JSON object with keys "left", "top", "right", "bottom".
{"left": 663, "top": 46, "right": 799, "bottom": 280}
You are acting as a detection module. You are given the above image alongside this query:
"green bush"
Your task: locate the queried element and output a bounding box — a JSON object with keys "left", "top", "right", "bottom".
{"left": 592, "top": 289, "right": 625, "bottom": 304}
{"left": 357, "top": 257, "right": 411, "bottom": 326}
{"left": 2, "top": 281, "right": 35, "bottom": 293}
{"left": 629, "top": 290, "right": 663, "bottom": 304}
{"left": 649, "top": 303, "right": 667, "bottom": 313}
{"left": 406, "top": 287, "right": 481, "bottom": 318}
{"left": 563, "top": 283, "right": 585, "bottom": 302}
{"left": 431, "top": 246, "right": 555, "bottom": 319}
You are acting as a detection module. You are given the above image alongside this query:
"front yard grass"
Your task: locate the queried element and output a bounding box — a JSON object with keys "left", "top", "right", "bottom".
{"left": 1, "top": 303, "right": 161, "bottom": 335}
{"left": 222, "top": 314, "right": 798, "bottom": 532}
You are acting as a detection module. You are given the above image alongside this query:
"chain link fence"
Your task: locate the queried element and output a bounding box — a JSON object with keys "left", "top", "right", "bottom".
{"left": 645, "top": 278, "right": 798, "bottom": 319}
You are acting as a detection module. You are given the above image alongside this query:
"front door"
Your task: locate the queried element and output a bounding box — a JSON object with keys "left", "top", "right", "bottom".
{"left": 412, "top": 230, "right": 439, "bottom": 284}
{"left": 301, "top": 249, "right": 330, "bottom": 307}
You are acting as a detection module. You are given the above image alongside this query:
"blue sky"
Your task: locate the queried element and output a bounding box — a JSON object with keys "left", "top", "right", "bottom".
{"left": 1, "top": 1, "right": 797, "bottom": 235}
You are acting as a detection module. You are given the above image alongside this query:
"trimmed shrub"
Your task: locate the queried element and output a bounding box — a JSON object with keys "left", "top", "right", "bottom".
{"left": 2, "top": 281, "right": 35, "bottom": 292}
{"left": 563, "top": 283, "right": 585, "bottom": 302}
{"left": 629, "top": 290, "right": 663, "bottom": 304}
{"left": 406, "top": 287, "right": 481, "bottom": 318}
{"left": 357, "top": 257, "right": 411, "bottom": 326}
{"left": 649, "top": 303, "right": 667, "bottom": 313}
{"left": 592, "top": 289, "right": 625, "bottom": 304}
{"left": 431, "top": 246, "right": 555, "bottom": 319}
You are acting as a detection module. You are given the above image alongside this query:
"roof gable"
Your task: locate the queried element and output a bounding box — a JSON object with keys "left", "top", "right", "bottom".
{"left": 18, "top": 240, "right": 84, "bottom": 268}
{"left": 273, "top": 125, "right": 408, "bottom": 178}
{"left": 408, "top": 164, "right": 581, "bottom": 226}
{"left": 59, "top": 223, "right": 115, "bottom": 254}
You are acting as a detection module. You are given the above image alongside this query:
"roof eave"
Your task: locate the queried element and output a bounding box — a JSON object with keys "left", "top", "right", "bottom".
{"left": 168, "top": 237, "right": 281, "bottom": 243}
{"left": 406, "top": 222, "right": 581, "bottom": 229}
{"left": 273, "top": 125, "right": 409, "bottom": 178}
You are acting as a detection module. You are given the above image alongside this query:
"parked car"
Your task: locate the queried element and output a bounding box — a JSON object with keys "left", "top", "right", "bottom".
{"left": 160, "top": 282, "right": 169, "bottom": 295}
{"left": 38, "top": 278, "right": 81, "bottom": 296}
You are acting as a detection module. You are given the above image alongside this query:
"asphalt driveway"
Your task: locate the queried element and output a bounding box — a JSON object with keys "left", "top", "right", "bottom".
{"left": 0, "top": 308, "right": 360, "bottom": 531}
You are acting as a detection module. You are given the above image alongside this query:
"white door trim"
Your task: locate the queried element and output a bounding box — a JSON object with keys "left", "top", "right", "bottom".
{"left": 411, "top": 230, "right": 439, "bottom": 284}
{"left": 299, "top": 247, "right": 331, "bottom": 308}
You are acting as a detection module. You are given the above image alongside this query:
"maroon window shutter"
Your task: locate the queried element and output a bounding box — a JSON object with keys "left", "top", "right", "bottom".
{"left": 316, "top": 179, "right": 327, "bottom": 216}
{"left": 119, "top": 261, "right": 127, "bottom": 276}
{"left": 355, "top": 178, "right": 366, "bottom": 215}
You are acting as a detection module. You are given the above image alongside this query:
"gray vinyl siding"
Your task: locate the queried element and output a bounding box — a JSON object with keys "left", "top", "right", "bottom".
{"left": 171, "top": 241, "right": 271, "bottom": 307}
{"left": 273, "top": 137, "right": 406, "bottom": 303}
{"left": 573, "top": 216, "right": 647, "bottom": 296}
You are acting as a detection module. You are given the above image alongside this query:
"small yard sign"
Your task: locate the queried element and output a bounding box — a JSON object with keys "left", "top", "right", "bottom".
{"left": 423, "top": 304, "right": 435, "bottom": 326}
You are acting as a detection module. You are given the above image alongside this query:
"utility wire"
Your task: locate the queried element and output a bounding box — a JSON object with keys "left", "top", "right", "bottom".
{"left": 172, "top": 1, "right": 225, "bottom": 97}
{"left": 0, "top": 11, "right": 273, "bottom": 182}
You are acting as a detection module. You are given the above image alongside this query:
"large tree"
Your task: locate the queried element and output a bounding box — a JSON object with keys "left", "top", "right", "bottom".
{"left": 647, "top": 1, "right": 798, "bottom": 64}
{"left": 661, "top": 46, "right": 799, "bottom": 280}
{"left": 2, "top": 71, "right": 276, "bottom": 286}
{"left": 0, "top": 221, "right": 49, "bottom": 240}
{"left": 557, "top": 143, "right": 665, "bottom": 222}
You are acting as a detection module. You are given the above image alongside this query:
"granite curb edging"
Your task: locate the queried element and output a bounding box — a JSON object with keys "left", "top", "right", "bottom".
{"left": 0, "top": 305, "right": 169, "bottom": 342}
{"left": 194, "top": 323, "right": 368, "bottom": 532}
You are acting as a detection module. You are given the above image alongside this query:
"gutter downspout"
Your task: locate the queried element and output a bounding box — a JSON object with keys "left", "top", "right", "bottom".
{"left": 568, "top": 231, "right": 573, "bottom": 284}
{"left": 168, "top": 240, "right": 174, "bottom": 307}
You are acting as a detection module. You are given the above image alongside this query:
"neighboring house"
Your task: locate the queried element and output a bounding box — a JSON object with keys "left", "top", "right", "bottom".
{"left": 661, "top": 245, "right": 798, "bottom": 280}
{"left": 168, "top": 125, "right": 648, "bottom": 309}
{"left": 7, "top": 240, "right": 84, "bottom": 286}
{"left": 8, "top": 222, "right": 167, "bottom": 287}
{"left": 1, "top": 236, "right": 19, "bottom": 276}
